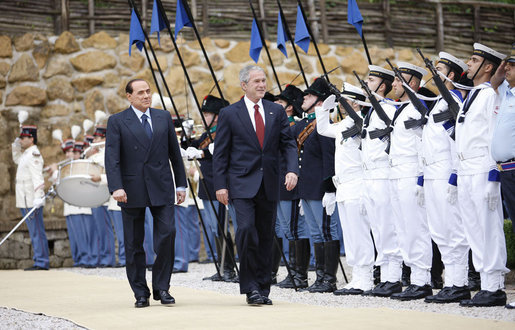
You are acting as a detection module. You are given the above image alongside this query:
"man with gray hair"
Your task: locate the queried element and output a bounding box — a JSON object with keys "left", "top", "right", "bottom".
{"left": 213, "top": 65, "right": 299, "bottom": 305}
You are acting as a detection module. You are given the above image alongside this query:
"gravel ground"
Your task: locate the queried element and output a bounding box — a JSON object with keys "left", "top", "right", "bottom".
{"left": 1, "top": 260, "right": 514, "bottom": 328}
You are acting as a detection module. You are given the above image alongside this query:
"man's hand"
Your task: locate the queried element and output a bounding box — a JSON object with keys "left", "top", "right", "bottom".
{"left": 284, "top": 172, "right": 298, "bottom": 191}
{"left": 216, "top": 189, "right": 229, "bottom": 206}
{"left": 186, "top": 147, "right": 203, "bottom": 159}
{"left": 113, "top": 189, "right": 127, "bottom": 203}
{"left": 491, "top": 61, "right": 507, "bottom": 91}
{"left": 90, "top": 174, "right": 101, "bottom": 182}
{"left": 176, "top": 191, "right": 186, "bottom": 205}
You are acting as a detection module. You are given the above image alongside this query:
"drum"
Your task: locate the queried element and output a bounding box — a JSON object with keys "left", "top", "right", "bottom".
{"left": 56, "top": 160, "right": 110, "bottom": 207}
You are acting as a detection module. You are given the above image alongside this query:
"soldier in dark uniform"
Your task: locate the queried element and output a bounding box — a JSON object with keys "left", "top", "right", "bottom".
{"left": 271, "top": 85, "right": 311, "bottom": 289}
{"left": 185, "top": 95, "right": 238, "bottom": 282}
{"left": 294, "top": 78, "right": 340, "bottom": 293}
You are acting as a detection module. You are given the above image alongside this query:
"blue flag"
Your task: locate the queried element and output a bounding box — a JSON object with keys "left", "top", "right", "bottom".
{"left": 294, "top": 5, "right": 310, "bottom": 54}
{"left": 249, "top": 18, "right": 262, "bottom": 63}
{"left": 348, "top": 0, "right": 363, "bottom": 37}
{"left": 277, "top": 12, "right": 289, "bottom": 58}
{"left": 175, "top": 0, "right": 192, "bottom": 39}
{"left": 129, "top": 9, "right": 145, "bottom": 56}
{"left": 150, "top": 0, "right": 167, "bottom": 45}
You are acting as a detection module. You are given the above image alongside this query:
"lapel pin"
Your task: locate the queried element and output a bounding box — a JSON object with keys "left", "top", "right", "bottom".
{"left": 269, "top": 112, "right": 273, "bottom": 114}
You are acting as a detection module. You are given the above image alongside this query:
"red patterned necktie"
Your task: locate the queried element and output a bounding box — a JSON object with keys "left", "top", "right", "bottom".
{"left": 254, "top": 104, "right": 265, "bottom": 148}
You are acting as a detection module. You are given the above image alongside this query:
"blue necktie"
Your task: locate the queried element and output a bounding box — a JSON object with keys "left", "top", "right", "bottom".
{"left": 141, "top": 113, "right": 153, "bottom": 139}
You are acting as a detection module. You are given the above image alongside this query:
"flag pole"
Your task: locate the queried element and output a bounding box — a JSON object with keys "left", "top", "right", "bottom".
{"left": 296, "top": 0, "right": 330, "bottom": 83}
{"left": 276, "top": 0, "right": 308, "bottom": 89}
{"left": 249, "top": 0, "right": 282, "bottom": 93}
{"left": 178, "top": 0, "right": 226, "bottom": 101}
{"left": 361, "top": 30, "right": 372, "bottom": 65}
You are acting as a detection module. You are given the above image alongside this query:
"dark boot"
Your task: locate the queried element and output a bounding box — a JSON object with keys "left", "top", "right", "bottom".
{"left": 401, "top": 263, "right": 411, "bottom": 287}
{"left": 302, "top": 242, "right": 324, "bottom": 291}
{"left": 431, "top": 241, "right": 444, "bottom": 289}
{"left": 467, "top": 251, "right": 480, "bottom": 291}
{"left": 289, "top": 238, "right": 310, "bottom": 289}
{"left": 277, "top": 240, "right": 297, "bottom": 288}
{"left": 271, "top": 237, "right": 283, "bottom": 285}
{"left": 203, "top": 237, "right": 223, "bottom": 281}
{"left": 222, "top": 236, "right": 238, "bottom": 283}
{"left": 310, "top": 240, "right": 339, "bottom": 293}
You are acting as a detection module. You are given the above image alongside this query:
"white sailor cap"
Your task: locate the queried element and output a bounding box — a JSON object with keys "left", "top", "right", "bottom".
{"left": 438, "top": 52, "right": 468, "bottom": 75}
{"left": 368, "top": 65, "right": 395, "bottom": 82}
{"left": 473, "top": 43, "right": 506, "bottom": 65}
{"left": 396, "top": 62, "right": 427, "bottom": 80}
{"left": 342, "top": 82, "right": 366, "bottom": 102}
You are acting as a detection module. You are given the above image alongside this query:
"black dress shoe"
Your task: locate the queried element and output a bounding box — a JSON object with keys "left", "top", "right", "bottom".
{"left": 505, "top": 301, "right": 515, "bottom": 309}
{"left": 261, "top": 296, "right": 273, "bottom": 305}
{"left": 460, "top": 290, "right": 506, "bottom": 307}
{"left": 363, "top": 281, "right": 402, "bottom": 297}
{"left": 391, "top": 284, "right": 433, "bottom": 301}
{"left": 308, "top": 281, "right": 337, "bottom": 293}
{"left": 203, "top": 272, "right": 223, "bottom": 281}
{"left": 333, "top": 287, "right": 364, "bottom": 296}
{"left": 153, "top": 290, "right": 175, "bottom": 305}
{"left": 246, "top": 290, "right": 264, "bottom": 305}
{"left": 425, "top": 285, "right": 471, "bottom": 304}
{"left": 24, "top": 266, "right": 49, "bottom": 271}
{"left": 135, "top": 296, "right": 149, "bottom": 308}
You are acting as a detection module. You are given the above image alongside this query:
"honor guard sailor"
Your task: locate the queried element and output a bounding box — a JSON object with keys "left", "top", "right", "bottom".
{"left": 456, "top": 43, "right": 509, "bottom": 307}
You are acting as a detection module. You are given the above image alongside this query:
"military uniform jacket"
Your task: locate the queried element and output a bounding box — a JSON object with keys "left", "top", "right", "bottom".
{"left": 316, "top": 107, "right": 363, "bottom": 202}
{"left": 294, "top": 113, "right": 336, "bottom": 201}
{"left": 421, "top": 91, "right": 462, "bottom": 180}
{"left": 389, "top": 102, "right": 423, "bottom": 179}
{"left": 191, "top": 131, "right": 215, "bottom": 201}
{"left": 12, "top": 144, "right": 45, "bottom": 208}
{"left": 361, "top": 101, "right": 396, "bottom": 180}
{"left": 455, "top": 83, "right": 500, "bottom": 176}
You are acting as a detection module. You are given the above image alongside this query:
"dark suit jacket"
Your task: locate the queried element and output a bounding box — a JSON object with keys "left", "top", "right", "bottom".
{"left": 213, "top": 98, "right": 298, "bottom": 201}
{"left": 105, "top": 107, "right": 187, "bottom": 208}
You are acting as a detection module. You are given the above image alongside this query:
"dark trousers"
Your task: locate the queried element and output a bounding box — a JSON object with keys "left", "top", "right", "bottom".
{"left": 232, "top": 182, "right": 277, "bottom": 296}
{"left": 122, "top": 204, "right": 175, "bottom": 298}
{"left": 501, "top": 170, "right": 515, "bottom": 232}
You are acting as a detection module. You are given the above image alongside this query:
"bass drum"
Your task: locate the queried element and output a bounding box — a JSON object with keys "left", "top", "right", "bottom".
{"left": 56, "top": 160, "right": 110, "bottom": 207}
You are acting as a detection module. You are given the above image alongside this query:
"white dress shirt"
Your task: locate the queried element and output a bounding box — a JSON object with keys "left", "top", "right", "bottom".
{"left": 243, "top": 96, "right": 266, "bottom": 130}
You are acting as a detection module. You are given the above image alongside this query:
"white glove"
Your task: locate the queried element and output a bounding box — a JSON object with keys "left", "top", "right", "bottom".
{"left": 186, "top": 146, "right": 203, "bottom": 159}
{"left": 180, "top": 148, "right": 187, "bottom": 158}
{"left": 446, "top": 185, "right": 458, "bottom": 205}
{"left": 33, "top": 197, "right": 44, "bottom": 208}
{"left": 298, "top": 200, "right": 305, "bottom": 216}
{"left": 415, "top": 186, "right": 425, "bottom": 207}
{"left": 322, "top": 94, "right": 337, "bottom": 112}
{"left": 485, "top": 181, "right": 500, "bottom": 211}
{"left": 322, "top": 192, "right": 336, "bottom": 216}
{"left": 208, "top": 143, "right": 215, "bottom": 155}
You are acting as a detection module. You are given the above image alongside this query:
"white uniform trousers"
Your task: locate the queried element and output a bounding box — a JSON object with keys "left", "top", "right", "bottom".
{"left": 457, "top": 173, "right": 509, "bottom": 291}
{"left": 424, "top": 179, "right": 469, "bottom": 287}
{"left": 337, "top": 198, "right": 375, "bottom": 290}
{"left": 390, "top": 177, "right": 432, "bottom": 286}
{"left": 363, "top": 178, "right": 403, "bottom": 282}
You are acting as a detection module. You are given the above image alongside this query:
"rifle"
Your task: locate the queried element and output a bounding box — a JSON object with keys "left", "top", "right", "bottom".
{"left": 324, "top": 78, "right": 363, "bottom": 139}
{"left": 416, "top": 48, "right": 460, "bottom": 122}
{"left": 385, "top": 59, "right": 428, "bottom": 129}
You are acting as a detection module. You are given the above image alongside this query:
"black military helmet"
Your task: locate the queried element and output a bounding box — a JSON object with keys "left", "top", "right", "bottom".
{"left": 262, "top": 92, "right": 276, "bottom": 102}
{"left": 276, "top": 84, "right": 304, "bottom": 117}
{"left": 304, "top": 78, "right": 331, "bottom": 101}
{"left": 20, "top": 125, "right": 38, "bottom": 144}
{"left": 201, "top": 95, "right": 230, "bottom": 115}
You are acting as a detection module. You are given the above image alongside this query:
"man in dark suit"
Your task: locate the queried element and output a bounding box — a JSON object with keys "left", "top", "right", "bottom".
{"left": 105, "top": 79, "right": 187, "bottom": 308}
{"left": 213, "top": 65, "right": 298, "bottom": 305}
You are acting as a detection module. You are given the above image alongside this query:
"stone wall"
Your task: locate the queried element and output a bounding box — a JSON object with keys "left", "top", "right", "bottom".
{"left": 0, "top": 30, "right": 438, "bottom": 267}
